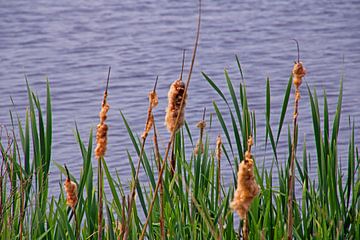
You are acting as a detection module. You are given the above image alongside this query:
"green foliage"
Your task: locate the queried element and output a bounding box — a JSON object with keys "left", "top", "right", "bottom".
{"left": 0, "top": 58, "right": 359, "bottom": 239}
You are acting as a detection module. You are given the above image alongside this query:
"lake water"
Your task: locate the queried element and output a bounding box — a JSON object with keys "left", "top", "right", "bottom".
{"left": 0, "top": 0, "right": 359, "bottom": 195}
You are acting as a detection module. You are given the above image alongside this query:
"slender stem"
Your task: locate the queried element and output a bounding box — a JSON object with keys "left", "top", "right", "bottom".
{"left": 217, "top": 136, "right": 223, "bottom": 240}
{"left": 105, "top": 66, "right": 111, "bottom": 94}
{"left": 139, "top": 0, "right": 201, "bottom": 238}
{"left": 179, "top": 49, "right": 186, "bottom": 81}
{"left": 73, "top": 208, "right": 80, "bottom": 240}
{"left": 123, "top": 77, "right": 158, "bottom": 240}
{"left": 98, "top": 156, "right": 103, "bottom": 240}
{"left": 153, "top": 122, "right": 165, "bottom": 240}
{"left": 170, "top": 140, "right": 176, "bottom": 177}
{"left": 287, "top": 86, "right": 300, "bottom": 240}
{"left": 292, "top": 39, "right": 300, "bottom": 63}
{"left": 98, "top": 67, "right": 111, "bottom": 240}
{"left": 243, "top": 215, "right": 249, "bottom": 240}
{"left": 120, "top": 196, "right": 126, "bottom": 239}
{"left": 122, "top": 138, "right": 146, "bottom": 240}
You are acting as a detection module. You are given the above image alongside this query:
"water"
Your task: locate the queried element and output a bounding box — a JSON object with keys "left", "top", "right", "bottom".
{"left": 0, "top": 0, "right": 359, "bottom": 195}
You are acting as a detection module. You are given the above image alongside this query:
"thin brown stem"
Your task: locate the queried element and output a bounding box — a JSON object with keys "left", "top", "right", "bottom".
{"left": 105, "top": 66, "right": 111, "bottom": 94}
{"left": 153, "top": 122, "right": 165, "bottom": 240}
{"left": 97, "top": 67, "right": 111, "bottom": 240}
{"left": 123, "top": 77, "right": 158, "bottom": 240}
{"left": 292, "top": 39, "right": 300, "bottom": 63}
{"left": 73, "top": 207, "right": 80, "bottom": 240}
{"left": 179, "top": 49, "right": 186, "bottom": 81}
{"left": 287, "top": 87, "right": 300, "bottom": 240}
{"left": 139, "top": 0, "right": 201, "bottom": 238}
{"left": 216, "top": 135, "right": 223, "bottom": 240}
{"left": 243, "top": 215, "right": 249, "bottom": 240}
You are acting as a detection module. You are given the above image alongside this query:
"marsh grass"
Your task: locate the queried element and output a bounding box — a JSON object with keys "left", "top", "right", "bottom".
{"left": 0, "top": 54, "right": 359, "bottom": 239}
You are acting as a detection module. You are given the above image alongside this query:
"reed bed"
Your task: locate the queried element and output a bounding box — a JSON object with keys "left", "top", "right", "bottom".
{"left": 0, "top": 8, "right": 359, "bottom": 240}
{"left": 0, "top": 52, "right": 358, "bottom": 239}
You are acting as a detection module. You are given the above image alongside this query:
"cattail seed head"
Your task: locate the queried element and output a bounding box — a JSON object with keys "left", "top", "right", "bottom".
{"left": 216, "top": 135, "right": 222, "bottom": 161}
{"left": 64, "top": 178, "right": 78, "bottom": 209}
{"left": 194, "top": 120, "right": 206, "bottom": 155}
{"left": 230, "top": 136, "right": 259, "bottom": 219}
{"left": 95, "top": 95, "right": 109, "bottom": 159}
{"left": 149, "top": 91, "right": 158, "bottom": 108}
{"left": 165, "top": 79, "right": 187, "bottom": 133}
{"left": 142, "top": 90, "right": 158, "bottom": 139}
{"left": 196, "top": 120, "right": 206, "bottom": 129}
{"left": 292, "top": 62, "right": 306, "bottom": 88}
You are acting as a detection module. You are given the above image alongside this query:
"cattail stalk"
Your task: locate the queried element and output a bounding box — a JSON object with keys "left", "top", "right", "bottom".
{"left": 63, "top": 165, "right": 79, "bottom": 240}
{"left": 231, "top": 136, "right": 259, "bottom": 240}
{"left": 216, "top": 134, "right": 223, "bottom": 240}
{"left": 194, "top": 108, "right": 206, "bottom": 155}
{"left": 153, "top": 122, "right": 165, "bottom": 240}
{"left": 139, "top": 1, "right": 201, "bottom": 239}
{"left": 287, "top": 40, "right": 306, "bottom": 240}
{"left": 167, "top": 49, "right": 186, "bottom": 177}
{"left": 123, "top": 77, "right": 158, "bottom": 240}
{"left": 95, "top": 67, "right": 111, "bottom": 240}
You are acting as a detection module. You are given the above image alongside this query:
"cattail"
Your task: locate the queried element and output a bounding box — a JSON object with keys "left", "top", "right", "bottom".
{"left": 139, "top": 0, "right": 201, "bottom": 237}
{"left": 63, "top": 165, "right": 78, "bottom": 209}
{"left": 95, "top": 95, "right": 109, "bottom": 159}
{"left": 194, "top": 117, "right": 206, "bottom": 155}
{"left": 216, "top": 134, "right": 223, "bottom": 239}
{"left": 216, "top": 135, "right": 222, "bottom": 162}
{"left": 123, "top": 78, "right": 159, "bottom": 240}
{"left": 149, "top": 90, "right": 158, "bottom": 108}
{"left": 165, "top": 79, "right": 187, "bottom": 133}
{"left": 141, "top": 88, "right": 158, "bottom": 139}
{"left": 287, "top": 40, "right": 306, "bottom": 240}
{"left": 96, "top": 67, "right": 111, "bottom": 240}
{"left": 230, "top": 135, "right": 259, "bottom": 219}
{"left": 292, "top": 62, "right": 306, "bottom": 89}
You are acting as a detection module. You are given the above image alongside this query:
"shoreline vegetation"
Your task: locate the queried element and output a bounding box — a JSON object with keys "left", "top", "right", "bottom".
{"left": 1, "top": 1, "right": 359, "bottom": 240}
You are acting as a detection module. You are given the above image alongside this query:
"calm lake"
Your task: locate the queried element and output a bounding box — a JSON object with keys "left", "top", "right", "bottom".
{"left": 0, "top": 0, "right": 359, "bottom": 195}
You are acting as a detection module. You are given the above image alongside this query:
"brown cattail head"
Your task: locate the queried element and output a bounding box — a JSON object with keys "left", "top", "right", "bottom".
{"left": 216, "top": 135, "right": 222, "bottom": 161}
{"left": 141, "top": 89, "right": 158, "bottom": 139}
{"left": 194, "top": 119, "right": 206, "bottom": 155}
{"left": 149, "top": 91, "right": 158, "bottom": 108}
{"left": 292, "top": 62, "right": 306, "bottom": 88}
{"left": 230, "top": 136, "right": 259, "bottom": 219}
{"left": 95, "top": 92, "right": 110, "bottom": 159}
{"left": 64, "top": 177, "right": 78, "bottom": 209}
{"left": 165, "top": 79, "right": 187, "bottom": 133}
{"left": 196, "top": 120, "right": 206, "bottom": 130}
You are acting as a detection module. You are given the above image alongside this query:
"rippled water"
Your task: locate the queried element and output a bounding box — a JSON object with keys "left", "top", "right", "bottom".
{"left": 1, "top": 0, "right": 359, "bottom": 194}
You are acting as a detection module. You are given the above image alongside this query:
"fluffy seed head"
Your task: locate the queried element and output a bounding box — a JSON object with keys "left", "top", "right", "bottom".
{"left": 149, "top": 91, "right": 158, "bottom": 108}
{"left": 230, "top": 136, "right": 259, "bottom": 219}
{"left": 196, "top": 120, "right": 206, "bottom": 129}
{"left": 165, "top": 79, "right": 187, "bottom": 133}
{"left": 64, "top": 178, "right": 78, "bottom": 209}
{"left": 216, "top": 135, "right": 222, "bottom": 161}
{"left": 95, "top": 94, "right": 109, "bottom": 159}
{"left": 142, "top": 89, "right": 158, "bottom": 139}
{"left": 292, "top": 62, "right": 306, "bottom": 88}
